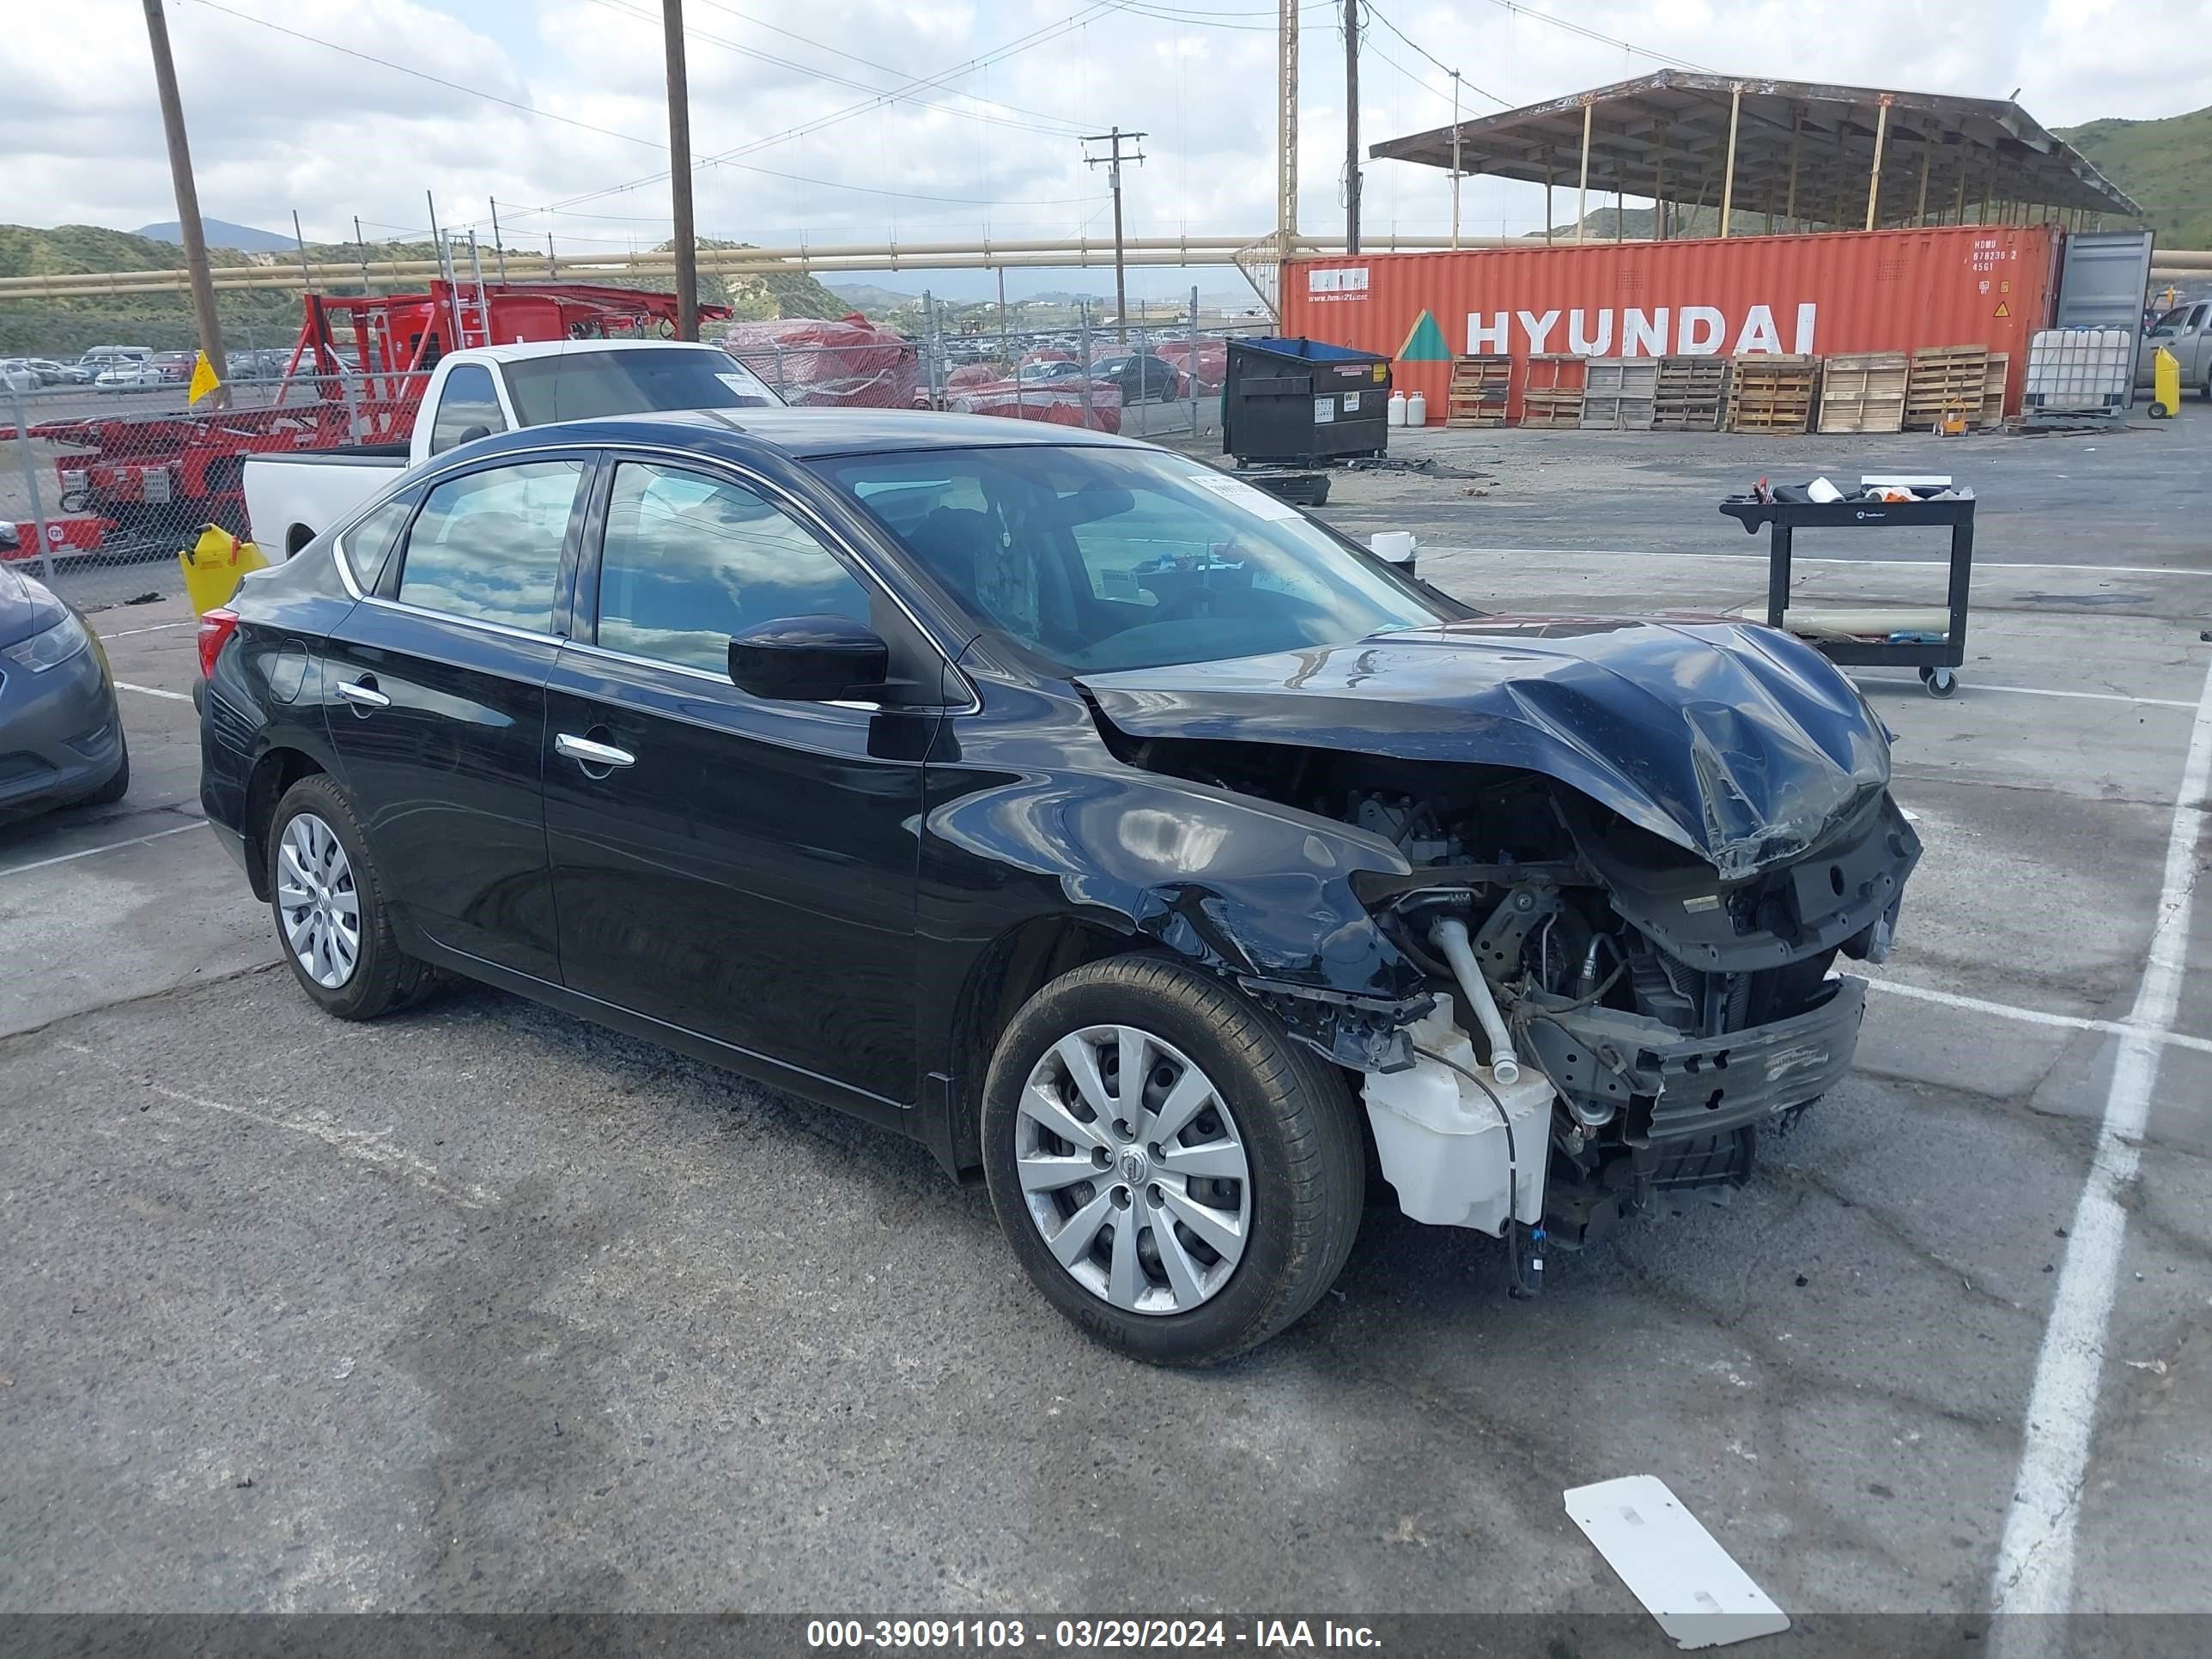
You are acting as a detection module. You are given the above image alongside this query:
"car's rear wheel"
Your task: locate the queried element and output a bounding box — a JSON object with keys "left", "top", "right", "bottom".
{"left": 981, "top": 957, "right": 1364, "bottom": 1365}
{"left": 268, "top": 775, "right": 432, "bottom": 1020}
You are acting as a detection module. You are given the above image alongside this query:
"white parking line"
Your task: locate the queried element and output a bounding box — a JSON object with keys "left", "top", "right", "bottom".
{"left": 1990, "top": 653, "right": 2212, "bottom": 1649}
{"left": 114, "top": 680, "right": 192, "bottom": 702}
{"left": 0, "top": 819, "right": 205, "bottom": 879}
{"left": 1863, "top": 978, "right": 2212, "bottom": 1057}
{"left": 1459, "top": 548, "right": 2212, "bottom": 578}
{"left": 1855, "top": 678, "right": 2198, "bottom": 710}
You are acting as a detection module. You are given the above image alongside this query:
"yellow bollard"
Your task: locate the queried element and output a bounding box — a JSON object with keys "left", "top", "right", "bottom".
{"left": 177, "top": 524, "right": 269, "bottom": 616}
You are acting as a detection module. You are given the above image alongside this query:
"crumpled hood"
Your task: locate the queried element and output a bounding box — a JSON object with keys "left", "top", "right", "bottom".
{"left": 1079, "top": 616, "right": 1893, "bottom": 880}
{"left": 0, "top": 562, "right": 66, "bottom": 652}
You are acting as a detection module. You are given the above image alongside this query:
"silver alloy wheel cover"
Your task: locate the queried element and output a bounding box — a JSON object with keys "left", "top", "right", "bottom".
{"left": 1016, "top": 1023, "right": 1252, "bottom": 1315}
{"left": 276, "top": 811, "right": 362, "bottom": 990}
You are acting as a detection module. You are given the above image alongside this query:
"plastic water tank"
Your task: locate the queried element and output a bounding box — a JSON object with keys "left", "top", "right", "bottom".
{"left": 1404, "top": 389, "right": 1427, "bottom": 428}
{"left": 1386, "top": 390, "right": 1407, "bottom": 427}
{"left": 1361, "top": 994, "right": 1553, "bottom": 1234}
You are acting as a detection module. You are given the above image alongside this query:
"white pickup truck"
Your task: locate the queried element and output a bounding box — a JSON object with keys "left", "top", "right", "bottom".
{"left": 242, "top": 338, "right": 781, "bottom": 556}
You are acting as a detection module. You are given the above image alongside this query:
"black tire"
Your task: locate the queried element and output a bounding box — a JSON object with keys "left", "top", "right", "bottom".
{"left": 82, "top": 738, "right": 129, "bottom": 805}
{"left": 981, "top": 956, "right": 1364, "bottom": 1365}
{"left": 267, "top": 774, "right": 433, "bottom": 1020}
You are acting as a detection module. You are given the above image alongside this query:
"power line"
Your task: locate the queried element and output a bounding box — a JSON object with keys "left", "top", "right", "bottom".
{"left": 1358, "top": 2, "right": 1507, "bottom": 106}
{"left": 185, "top": 0, "right": 665, "bottom": 150}
{"left": 584, "top": 0, "right": 1088, "bottom": 140}
{"left": 1113, "top": 0, "right": 1336, "bottom": 29}
{"left": 689, "top": 0, "right": 1081, "bottom": 133}
{"left": 1481, "top": 0, "right": 1715, "bottom": 74}
{"left": 181, "top": 0, "right": 1115, "bottom": 226}
{"left": 541, "top": 1, "right": 1133, "bottom": 215}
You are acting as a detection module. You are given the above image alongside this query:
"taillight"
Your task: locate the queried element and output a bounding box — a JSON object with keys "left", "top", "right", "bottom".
{"left": 196, "top": 607, "right": 239, "bottom": 678}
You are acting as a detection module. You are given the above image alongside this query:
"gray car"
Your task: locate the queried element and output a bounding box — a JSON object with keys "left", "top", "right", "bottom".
{"left": 0, "top": 550, "right": 128, "bottom": 823}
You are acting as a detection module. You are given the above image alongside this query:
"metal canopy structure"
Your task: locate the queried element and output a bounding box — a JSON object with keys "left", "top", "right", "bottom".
{"left": 1369, "top": 70, "right": 2141, "bottom": 240}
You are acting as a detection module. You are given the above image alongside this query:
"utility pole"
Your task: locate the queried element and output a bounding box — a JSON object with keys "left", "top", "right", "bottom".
{"left": 1449, "top": 70, "right": 1462, "bottom": 248}
{"left": 1082, "top": 126, "right": 1146, "bottom": 344}
{"left": 291, "top": 210, "right": 315, "bottom": 293}
{"left": 662, "top": 0, "right": 699, "bottom": 340}
{"left": 1278, "top": 0, "right": 1299, "bottom": 247}
{"left": 489, "top": 198, "right": 508, "bottom": 281}
{"left": 1342, "top": 0, "right": 1360, "bottom": 254}
{"left": 352, "top": 215, "right": 374, "bottom": 295}
{"left": 140, "top": 0, "right": 227, "bottom": 395}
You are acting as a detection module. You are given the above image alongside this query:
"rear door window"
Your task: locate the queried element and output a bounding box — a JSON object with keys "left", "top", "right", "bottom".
{"left": 425, "top": 364, "right": 509, "bottom": 456}
{"left": 394, "top": 459, "right": 584, "bottom": 633}
{"left": 338, "top": 496, "right": 414, "bottom": 591}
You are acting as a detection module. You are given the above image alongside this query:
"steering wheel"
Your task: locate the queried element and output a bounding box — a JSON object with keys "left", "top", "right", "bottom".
{"left": 1152, "top": 581, "right": 1225, "bottom": 623}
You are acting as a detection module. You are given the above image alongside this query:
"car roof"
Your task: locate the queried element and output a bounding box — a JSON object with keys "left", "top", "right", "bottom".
{"left": 455, "top": 337, "right": 735, "bottom": 367}
{"left": 472, "top": 406, "right": 1141, "bottom": 462}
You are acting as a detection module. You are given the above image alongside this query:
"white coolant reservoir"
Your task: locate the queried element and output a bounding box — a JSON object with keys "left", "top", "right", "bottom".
{"left": 1363, "top": 994, "right": 1553, "bottom": 1235}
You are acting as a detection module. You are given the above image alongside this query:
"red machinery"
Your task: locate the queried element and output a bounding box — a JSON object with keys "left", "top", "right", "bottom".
{"left": 720, "top": 313, "right": 919, "bottom": 408}
{"left": 9, "top": 282, "right": 726, "bottom": 550}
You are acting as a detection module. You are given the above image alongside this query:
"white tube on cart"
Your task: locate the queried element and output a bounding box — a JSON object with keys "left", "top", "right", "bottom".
{"left": 1431, "top": 917, "right": 1522, "bottom": 1085}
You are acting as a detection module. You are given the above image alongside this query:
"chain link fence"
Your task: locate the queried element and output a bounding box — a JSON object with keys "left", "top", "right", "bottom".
{"left": 4, "top": 368, "right": 427, "bottom": 611}
{"left": 6, "top": 300, "right": 1261, "bottom": 613}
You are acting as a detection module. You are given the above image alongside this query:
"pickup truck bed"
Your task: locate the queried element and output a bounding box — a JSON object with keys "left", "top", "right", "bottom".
{"left": 244, "top": 448, "right": 408, "bottom": 556}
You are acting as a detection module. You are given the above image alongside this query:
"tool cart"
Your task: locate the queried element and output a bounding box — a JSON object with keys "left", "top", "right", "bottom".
{"left": 1719, "top": 483, "right": 1974, "bottom": 698}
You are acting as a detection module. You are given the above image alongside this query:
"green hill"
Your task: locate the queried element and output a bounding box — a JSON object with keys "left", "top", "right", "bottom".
{"left": 0, "top": 223, "right": 845, "bottom": 356}
{"left": 2055, "top": 106, "right": 2212, "bottom": 247}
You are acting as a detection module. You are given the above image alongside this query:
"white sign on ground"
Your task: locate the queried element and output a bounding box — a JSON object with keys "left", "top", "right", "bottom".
{"left": 1564, "top": 1475, "right": 1790, "bottom": 1650}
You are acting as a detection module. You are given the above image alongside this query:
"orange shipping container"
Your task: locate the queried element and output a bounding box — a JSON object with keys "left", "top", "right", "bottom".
{"left": 1280, "top": 225, "right": 2060, "bottom": 423}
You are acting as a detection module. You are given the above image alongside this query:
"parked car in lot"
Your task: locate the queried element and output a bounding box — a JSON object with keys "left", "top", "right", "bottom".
{"left": 2137, "top": 301, "right": 2212, "bottom": 397}
{"left": 94, "top": 360, "right": 167, "bottom": 392}
{"left": 1091, "top": 350, "right": 1182, "bottom": 404}
{"left": 0, "top": 554, "right": 128, "bottom": 823}
{"left": 78, "top": 345, "right": 153, "bottom": 372}
{"left": 198, "top": 410, "right": 1917, "bottom": 1364}
{"left": 149, "top": 349, "right": 198, "bottom": 383}
{"left": 1014, "top": 359, "right": 1089, "bottom": 386}
{"left": 27, "top": 358, "right": 95, "bottom": 386}
{"left": 0, "top": 359, "right": 40, "bottom": 393}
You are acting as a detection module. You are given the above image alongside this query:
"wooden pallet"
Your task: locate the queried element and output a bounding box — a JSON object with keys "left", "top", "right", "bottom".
{"left": 1517, "top": 354, "right": 1584, "bottom": 428}
{"left": 1979, "top": 353, "right": 2008, "bottom": 428}
{"left": 1445, "top": 354, "right": 1512, "bottom": 427}
{"left": 1905, "top": 343, "right": 1990, "bottom": 429}
{"left": 1652, "top": 356, "right": 1727, "bottom": 430}
{"left": 1725, "top": 356, "right": 1818, "bottom": 433}
{"left": 1816, "top": 351, "right": 1909, "bottom": 434}
{"left": 1579, "top": 357, "right": 1659, "bottom": 430}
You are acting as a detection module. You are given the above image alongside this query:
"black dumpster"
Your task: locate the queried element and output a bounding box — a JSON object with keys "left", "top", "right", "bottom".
{"left": 1222, "top": 337, "right": 1392, "bottom": 465}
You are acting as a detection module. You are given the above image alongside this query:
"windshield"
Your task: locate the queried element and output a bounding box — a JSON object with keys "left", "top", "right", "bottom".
{"left": 502, "top": 348, "right": 781, "bottom": 424}
{"left": 821, "top": 444, "right": 1458, "bottom": 674}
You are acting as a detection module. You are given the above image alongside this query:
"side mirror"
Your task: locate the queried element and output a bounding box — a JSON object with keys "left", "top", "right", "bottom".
{"left": 728, "top": 615, "right": 890, "bottom": 702}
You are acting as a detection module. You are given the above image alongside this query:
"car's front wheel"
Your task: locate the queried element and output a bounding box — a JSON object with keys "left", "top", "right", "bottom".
{"left": 267, "top": 775, "right": 433, "bottom": 1020}
{"left": 981, "top": 957, "right": 1364, "bottom": 1364}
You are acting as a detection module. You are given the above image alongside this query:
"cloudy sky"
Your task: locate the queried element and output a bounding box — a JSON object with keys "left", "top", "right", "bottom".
{"left": 9, "top": 0, "right": 2207, "bottom": 299}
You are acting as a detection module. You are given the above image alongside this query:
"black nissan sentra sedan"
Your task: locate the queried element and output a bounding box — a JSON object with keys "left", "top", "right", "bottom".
{"left": 198, "top": 410, "right": 1917, "bottom": 1364}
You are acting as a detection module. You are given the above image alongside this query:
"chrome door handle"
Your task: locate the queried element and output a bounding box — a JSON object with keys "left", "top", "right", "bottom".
{"left": 555, "top": 732, "right": 635, "bottom": 769}
{"left": 335, "top": 680, "right": 390, "bottom": 708}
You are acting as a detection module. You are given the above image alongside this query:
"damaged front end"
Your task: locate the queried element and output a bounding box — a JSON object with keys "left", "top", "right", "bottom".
{"left": 1361, "top": 780, "right": 1916, "bottom": 1248}
{"left": 1079, "top": 619, "right": 1923, "bottom": 1249}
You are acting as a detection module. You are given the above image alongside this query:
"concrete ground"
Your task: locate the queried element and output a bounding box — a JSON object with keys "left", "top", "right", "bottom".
{"left": 1, "top": 410, "right": 2208, "bottom": 1640}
